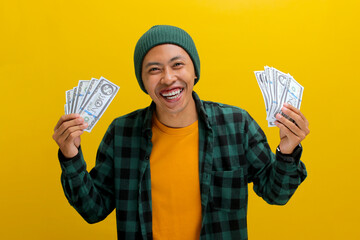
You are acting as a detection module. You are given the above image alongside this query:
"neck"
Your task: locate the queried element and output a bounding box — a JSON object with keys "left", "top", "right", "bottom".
{"left": 155, "top": 99, "right": 198, "bottom": 128}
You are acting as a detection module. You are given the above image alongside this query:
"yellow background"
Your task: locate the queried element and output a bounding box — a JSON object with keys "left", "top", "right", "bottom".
{"left": 1, "top": 0, "right": 359, "bottom": 239}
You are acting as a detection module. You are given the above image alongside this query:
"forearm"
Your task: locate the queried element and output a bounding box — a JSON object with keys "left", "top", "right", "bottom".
{"left": 59, "top": 148, "right": 114, "bottom": 223}
{"left": 252, "top": 146, "right": 307, "bottom": 205}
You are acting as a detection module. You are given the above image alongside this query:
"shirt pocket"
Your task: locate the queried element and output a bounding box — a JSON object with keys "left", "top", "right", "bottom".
{"left": 210, "top": 168, "right": 247, "bottom": 212}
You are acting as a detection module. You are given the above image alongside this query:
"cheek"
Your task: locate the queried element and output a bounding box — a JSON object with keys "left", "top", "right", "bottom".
{"left": 184, "top": 73, "right": 196, "bottom": 87}
{"left": 183, "top": 66, "right": 196, "bottom": 82}
{"left": 143, "top": 77, "right": 157, "bottom": 93}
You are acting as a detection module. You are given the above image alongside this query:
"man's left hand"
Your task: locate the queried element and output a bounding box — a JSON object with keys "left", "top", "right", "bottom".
{"left": 275, "top": 103, "right": 310, "bottom": 154}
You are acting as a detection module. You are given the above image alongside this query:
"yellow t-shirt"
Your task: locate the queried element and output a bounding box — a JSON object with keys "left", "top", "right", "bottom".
{"left": 150, "top": 114, "right": 202, "bottom": 240}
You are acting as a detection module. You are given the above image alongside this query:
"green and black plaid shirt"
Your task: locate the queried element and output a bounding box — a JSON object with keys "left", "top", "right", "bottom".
{"left": 59, "top": 91, "right": 307, "bottom": 240}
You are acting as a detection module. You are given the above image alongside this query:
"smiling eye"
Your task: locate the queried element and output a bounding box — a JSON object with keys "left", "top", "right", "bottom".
{"left": 149, "top": 67, "right": 160, "bottom": 72}
{"left": 173, "top": 62, "right": 184, "bottom": 67}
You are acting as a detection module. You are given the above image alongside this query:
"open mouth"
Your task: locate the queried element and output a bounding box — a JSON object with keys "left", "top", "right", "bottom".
{"left": 160, "top": 88, "right": 184, "bottom": 100}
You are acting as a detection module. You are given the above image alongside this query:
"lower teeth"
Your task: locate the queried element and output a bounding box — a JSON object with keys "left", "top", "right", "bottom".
{"left": 167, "top": 95, "right": 178, "bottom": 99}
{"left": 165, "top": 90, "right": 182, "bottom": 100}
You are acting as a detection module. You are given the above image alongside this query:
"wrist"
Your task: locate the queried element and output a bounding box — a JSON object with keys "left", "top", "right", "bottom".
{"left": 59, "top": 146, "right": 81, "bottom": 162}
{"left": 277, "top": 144, "right": 300, "bottom": 155}
{"left": 276, "top": 143, "right": 302, "bottom": 156}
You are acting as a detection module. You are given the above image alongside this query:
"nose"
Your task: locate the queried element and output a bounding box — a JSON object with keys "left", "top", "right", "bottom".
{"left": 160, "top": 67, "right": 176, "bottom": 85}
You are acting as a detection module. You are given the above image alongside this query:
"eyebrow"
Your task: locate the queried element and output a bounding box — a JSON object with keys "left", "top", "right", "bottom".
{"left": 144, "top": 55, "right": 185, "bottom": 68}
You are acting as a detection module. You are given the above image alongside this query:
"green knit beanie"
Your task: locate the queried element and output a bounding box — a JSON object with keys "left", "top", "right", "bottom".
{"left": 134, "top": 25, "right": 200, "bottom": 94}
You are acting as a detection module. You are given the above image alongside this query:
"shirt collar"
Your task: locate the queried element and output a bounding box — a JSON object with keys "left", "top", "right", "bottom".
{"left": 192, "top": 91, "right": 211, "bottom": 130}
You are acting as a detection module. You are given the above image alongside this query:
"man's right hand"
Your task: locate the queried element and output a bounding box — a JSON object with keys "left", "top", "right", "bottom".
{"left": 53, "top": 114, "right": 88, "bottom": 158}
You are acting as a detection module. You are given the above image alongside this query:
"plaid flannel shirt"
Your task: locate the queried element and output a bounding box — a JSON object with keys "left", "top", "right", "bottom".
{"left": 59, "top": 91, "right": 307, "bottom": 240}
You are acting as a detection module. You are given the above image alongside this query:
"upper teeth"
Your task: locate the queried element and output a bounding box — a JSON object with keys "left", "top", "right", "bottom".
{"left": 162, "top": 89, "right": 181, "bottom": 97}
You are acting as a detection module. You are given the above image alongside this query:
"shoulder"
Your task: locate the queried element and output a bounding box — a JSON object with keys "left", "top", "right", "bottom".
{"left": 111, "top": 107, "right": 149, "bottom": 126}
{"left": 201, "top": 100, "right": 253, "bottom": 124}
{"left": 103, "top": 106, "right": 152, "bottom": 139}
{"left": 201, "top": 100, "right": 266, "bottom": 141}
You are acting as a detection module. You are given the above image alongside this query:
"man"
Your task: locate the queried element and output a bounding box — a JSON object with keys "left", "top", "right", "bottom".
{"left": 53, "top": 25, "right": 309, "bottom": 240}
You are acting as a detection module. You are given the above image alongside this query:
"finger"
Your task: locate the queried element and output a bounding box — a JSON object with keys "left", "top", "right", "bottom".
{"left": 275, "top": 120, "right": 298, "bottom": 140}
{"left": 59, "top": 129, "right": 85, "bottom": 157}
{"left": 54, "top": 113, "right": 80, "bottom": 131}
{"left": 276, "top": 113, "right": 305, "bottom": 139}
{"left": 281, "top": 106, "right": 308, "bottom": 134}
{"left": 285, "top": 104, "right": 309, "bottom": 133}
{"left": 64, "top": 128, "right": 85, "bottom": 144}
{"left": 56, "top": 116, "right": 85, "bottom": 136}
{"left": 53, "top": 118, "right": 87, "bottom": 144}
{"left": 283, "top": 103, "right": 309, "bottom": 125}
{"left": 56, "top": 122, "right": 87, "bottom": 147}
{"left": 275, "top": 121, "right": 301, "bottom": 153}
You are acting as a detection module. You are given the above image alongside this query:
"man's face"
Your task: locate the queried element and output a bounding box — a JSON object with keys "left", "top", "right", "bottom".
{"left": 142, "top": 44, "right": 197, "bottom": 118}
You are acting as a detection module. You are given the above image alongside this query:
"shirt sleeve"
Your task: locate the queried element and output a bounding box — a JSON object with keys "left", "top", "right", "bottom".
{"left": 244, "top": 112, "right": 307, "bottom": 205}
{"left": 59, "top": 123, "right": 116, "bottom": 223}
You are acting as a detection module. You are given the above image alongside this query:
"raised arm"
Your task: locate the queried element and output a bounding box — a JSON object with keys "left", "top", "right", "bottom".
{"left": 53, "top": 115, "right": 115, "bottom": 223}
{"left": 244, "top": 111, "right": 308, "bottom": 205}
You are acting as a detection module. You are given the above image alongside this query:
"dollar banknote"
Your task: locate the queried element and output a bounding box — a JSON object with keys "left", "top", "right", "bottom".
{"left": 73, "top": 80, "right": 88, "bottom": 114}
{"left": 79, "top": 78, "right": 98, "bottom": 112}
{"left": 79, "top": 77, "right": 119, "bottom": 132}
{"left": 254, "top": 71, "right": 270, "bottom": 115}
{"left": 65, "top": 89, "right": 72, "bottom": 115}
{"left": 254, "top": 67, "right": 303, "bottom": 127}
{"left": 64, "top": 76, "right": 119, "bottom": 132}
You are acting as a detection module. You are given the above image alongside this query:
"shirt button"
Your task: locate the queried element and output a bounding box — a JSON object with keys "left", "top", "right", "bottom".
{"left": 145, "top": 156, "right": 150, "bottom": 160}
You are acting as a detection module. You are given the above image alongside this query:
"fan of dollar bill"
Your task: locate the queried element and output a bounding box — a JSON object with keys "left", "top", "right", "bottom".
{"left": 254, "top": 66, "right": 304, "bottom": 127}
{"left": 65, "top": 76, "right": 120, "bottom": 132}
